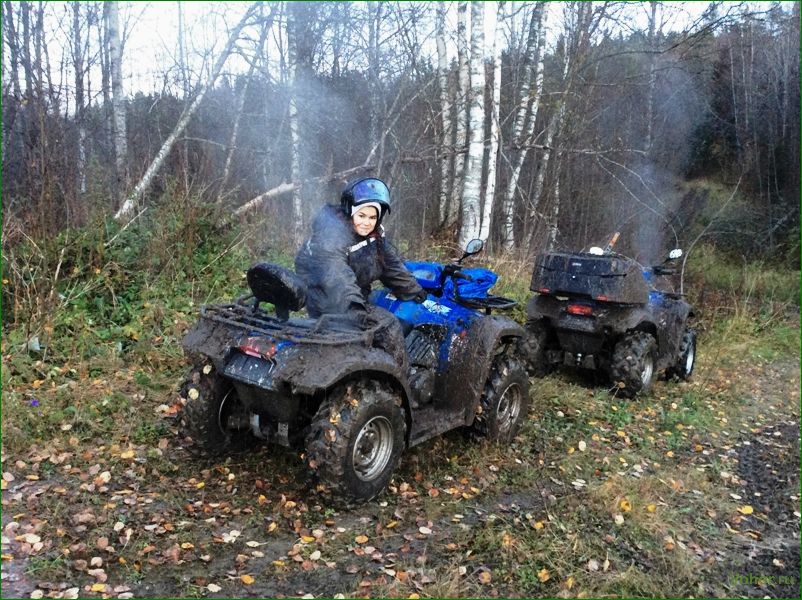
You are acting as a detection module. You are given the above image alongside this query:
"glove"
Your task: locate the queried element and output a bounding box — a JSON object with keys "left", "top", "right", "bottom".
{"left": 413, "top": 289, "right": 428, "bottom": 303}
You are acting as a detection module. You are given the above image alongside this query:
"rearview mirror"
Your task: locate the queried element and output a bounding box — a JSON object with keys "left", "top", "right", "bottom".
{"left": 465, "top": 239, "right": 484, "bottom": 255}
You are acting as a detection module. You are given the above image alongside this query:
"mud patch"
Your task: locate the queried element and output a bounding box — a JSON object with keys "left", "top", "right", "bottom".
{"left": 722, "top": 420, "right": 800, "bottom": 598}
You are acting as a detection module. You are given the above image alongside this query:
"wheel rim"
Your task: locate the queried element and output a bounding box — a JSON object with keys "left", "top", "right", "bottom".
{"left": 496, "top": 383, "right": 522, "bottom": 435}
{"left": 640, "top": 355, "right": 654, "bottom": 386}
{"left": 684, "top": 341, "right": 695, "bottom": 375}
{"left": 352, "top": 416, "right": 394, "bottom": 482}
{"left": 217, "top": 389, "right": 248, "bottom": 435}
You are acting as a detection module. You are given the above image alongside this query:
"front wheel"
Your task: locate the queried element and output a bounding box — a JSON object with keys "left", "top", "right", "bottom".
{"left": 609, "top": 332, "right": 658, "bottom": 398}
{"left": 305, "top": 380, "right": 406, "bottom": 504}
{"left": 472, "top": 354, "right": 530, "bottom": 443}
{"left": 178, "top": 365, "right": 255, "bottom": 458}
{"left": 666, "top": 328, "right": 696, "bottom": 381}
{"left": 521, "top": 320, "right": 552, "bottom": 378}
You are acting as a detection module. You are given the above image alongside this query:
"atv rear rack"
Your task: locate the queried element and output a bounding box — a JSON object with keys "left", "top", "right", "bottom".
{"left": 200, "top": 303, "right": 378, "bottom": 346}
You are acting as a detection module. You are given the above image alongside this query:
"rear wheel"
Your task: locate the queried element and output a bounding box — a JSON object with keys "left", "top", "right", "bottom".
{"left": 305, "top": 380, "right": 406, "bottom": 504}
{"left": 666, "top": 328, "right": 696, "bottom": 381}
{"left": 472, "top": 354, "right": 530, "bottom": 443}
{"left": 178, "top": 365, "right": 255, "bottom": 458}
{"left": 610, "top": 332, "right": 657, "bottom": 398}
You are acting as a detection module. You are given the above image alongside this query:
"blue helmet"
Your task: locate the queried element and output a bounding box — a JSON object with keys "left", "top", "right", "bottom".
{"left": 340, "top": 177, "right": 392, "bottom": 221}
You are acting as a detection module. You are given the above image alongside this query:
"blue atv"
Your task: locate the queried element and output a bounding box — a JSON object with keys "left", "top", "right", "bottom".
{"left": 524, "top": 237, "right": 696, "bottom": 398}
{"left": 177, "top": 239, "right": 529, "bottom": 503}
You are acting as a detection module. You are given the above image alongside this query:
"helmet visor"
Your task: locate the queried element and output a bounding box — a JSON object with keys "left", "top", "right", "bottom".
{"left": 351, "top": 179, "right": 390, "bottom": 205}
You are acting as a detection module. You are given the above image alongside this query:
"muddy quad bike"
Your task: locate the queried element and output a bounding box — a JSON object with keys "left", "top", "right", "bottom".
{"left": 178, "top": 239, "right": 529, "bottom": 503}
{"left": 523, "top": 235, "right": 696, "bottom": 398}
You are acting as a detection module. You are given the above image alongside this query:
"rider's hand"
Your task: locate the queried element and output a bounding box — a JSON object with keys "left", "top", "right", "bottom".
{"left": 413, "top": 289, "right": 427, "bottom": 303}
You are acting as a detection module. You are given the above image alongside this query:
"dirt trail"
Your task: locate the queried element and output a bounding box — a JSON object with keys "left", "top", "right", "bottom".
{"left": 2, "top": 358, "right": 799, "bottom": 598}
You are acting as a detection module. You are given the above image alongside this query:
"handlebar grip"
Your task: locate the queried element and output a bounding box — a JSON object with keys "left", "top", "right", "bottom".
{"left": 452, "top": 272, "right": 473, "bottom": 281}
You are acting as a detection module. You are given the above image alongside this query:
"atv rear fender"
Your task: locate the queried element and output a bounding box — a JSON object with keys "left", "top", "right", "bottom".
{"left": 438, "top": 315, "right": 525, "bottom": 424}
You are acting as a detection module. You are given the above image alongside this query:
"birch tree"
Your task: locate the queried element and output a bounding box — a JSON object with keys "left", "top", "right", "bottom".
{"left": 436, "top": 1, "right": 453, "bottom": 226}
{"left": 448, "top": 1, "right": 470, "bottom": 230}
{"left": 501, "top": 2, "right": 547, "bottom": 250}
{"left": 458, "top": 1, "right": 485, "bottom": 247}
{"left": 526, "top": 1, "right": 599, "bottom": 249}
{"left": 479, "top": 1, "right": 505, "bottom": 242}
{"left": 286, "top": 2, "right": 304, "bottom": 242}
{"left": 106, "top": 2, "right": 128, "bottom": 199}
{"left": 115, "top": 4, "right": 258, "bottom": 221}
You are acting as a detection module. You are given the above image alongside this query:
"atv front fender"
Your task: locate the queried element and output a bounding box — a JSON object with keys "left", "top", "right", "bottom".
{"left": 438, "top": 316, "right": 525, "bottom": 424}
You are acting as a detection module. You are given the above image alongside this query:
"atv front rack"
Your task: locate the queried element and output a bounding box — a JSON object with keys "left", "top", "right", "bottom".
{"left": 200, "top": 303, "right": 378, "bottom": 347}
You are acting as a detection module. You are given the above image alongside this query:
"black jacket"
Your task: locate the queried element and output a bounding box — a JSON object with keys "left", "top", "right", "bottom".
{"left": 295, "top": 204, "right": 423, "bottom": 317}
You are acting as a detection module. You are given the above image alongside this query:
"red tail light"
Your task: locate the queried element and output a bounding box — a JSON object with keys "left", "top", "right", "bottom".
{"left": 538, "top": 287, "right": 550, "bottom": 294}
{"left": 239, "top": 336, "right": 276, "bottom": 359}
{"left": 595, "top": 295, "right": 610, "bottom": 302}
{"left": 567, "top": 304, "right": 593, "bottom": 316}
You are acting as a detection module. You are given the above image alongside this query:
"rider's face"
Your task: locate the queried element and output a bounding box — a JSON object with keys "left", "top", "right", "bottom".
{"left": 352, "top": 206, "right": 379, "bottom": 236}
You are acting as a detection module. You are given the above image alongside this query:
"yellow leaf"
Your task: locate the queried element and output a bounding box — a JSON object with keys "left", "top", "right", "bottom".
{"left": 386, "top": 520, "right": 398, "bottom": 529}
{"left": 479, "top": 571, "right": 492, "bottom": 584}
{"left": 272, "top": 560, "right": 285, "bottom": 567}
{"left": 120, "top": 450, "right": 135, "bottom": 459}
{"left": 646, "top": 503, "right": 657, "bottom": 513}
{"left": 91, "top": 583, "right": 106, "bottom": 593}
{"left": 665, "top": 450, "right": 675, "bottom": 458}
{"left": 181, "top": 542, "right": 194, "bottom": 550}
{"left": 533, "top": 521, "right": 545, "bottom": 530}
{"left": 538, "top": 568, "right": 550, "bottom": 582}
{"left": 355, "top": 534, "right": 369, "bottom": 544}
{"left": 195, "top": 482, "right": 205, "bottom": 489}
{"left": 301, "top": 536, "right": 316, "bottom": 543}
{"left": 619, "top": 499, "right": 632, "bottom": 512}
{"left": 567, "top": 447, "right": 575, "bottom": 455}
{"left": 258, "top": 494, "right": 267, "bottom": 505}
{"left": 241, "top": 574, "right": 255, "bottom": 585}
{"left": 267, "top": 522, "right": 278, "bottom": 533}
{"left": 738, "top": 505, "right": 754, "bottom": 515}
{"left": 565, "top": 576, "right": 575, "bottom": 590}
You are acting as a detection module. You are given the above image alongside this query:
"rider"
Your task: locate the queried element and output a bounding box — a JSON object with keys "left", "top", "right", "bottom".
{"left": 295, "top": 177, "right": 426, "bottom": 368}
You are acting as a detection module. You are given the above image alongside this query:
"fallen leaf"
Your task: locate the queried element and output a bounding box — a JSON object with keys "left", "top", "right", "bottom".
{"left": 478, "top": 571, "right": 492, "bottom": 584}
{"left": 738, "top": 505, "right": 754, "bottom": 515}
{"left": 537, "top": 568, "right": 550, "bottom": 582}
{"left": 355, "top": 535, "right": 369, "bottom": 544}
{"left": 207, "top": 584, "right": 222, "bottom": 593}
{"left": 646, "top": 504, "right": 657, "bottom": 513}
{"left": 241, "top": 574, "right": 255, "bottom": 585}
{"left": 619, "top": 499, "right": 632, "bottom": 512}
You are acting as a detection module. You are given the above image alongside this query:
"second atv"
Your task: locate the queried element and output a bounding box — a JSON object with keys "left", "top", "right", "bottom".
{"left": 523, "top": 234, "right": 696, "bottom": 397}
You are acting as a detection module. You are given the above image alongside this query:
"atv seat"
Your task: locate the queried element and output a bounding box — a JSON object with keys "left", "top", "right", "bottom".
{"left": 247, "top": 263, "right": 307, "bottom": 321}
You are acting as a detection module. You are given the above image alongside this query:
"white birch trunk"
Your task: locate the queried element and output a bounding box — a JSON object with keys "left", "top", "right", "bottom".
{"left": 501, "top": 2, "right": 546, "bottom": 251}
{"left": 479, "top": 1, "right": 505, "bottom": 242}
{"left": 287, "top": 3, "right": 304, "bottom": 242}
{"left": 436, "top": 1, "right": 452, "bottom": 226}
{"left": 107, "top": 2, "right": 127, "bottom": 199}
{"left": 458, "top": 1, "right": 485, "bottom": 247}
{"left": 449, "top": 1, "right": 470, "bottom": 229}
{"left": 115, "top": 4, "right": 256, "bottom": 220}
